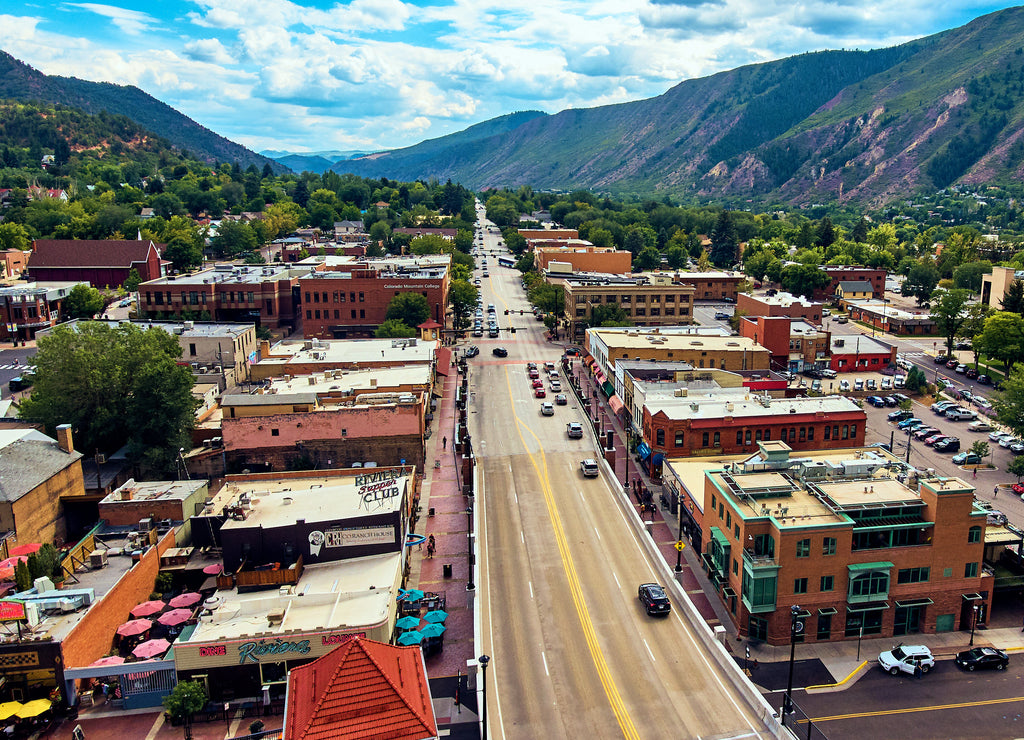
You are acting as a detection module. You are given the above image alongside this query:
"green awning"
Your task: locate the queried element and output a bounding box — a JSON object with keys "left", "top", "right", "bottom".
{"left": 710, "top": 527, "right": 730, "bottom": 547}
{"left": 962, "top": 593, "right": 983, "bottom": 601}
{"left": 846, "top": 601, "right": 890, "bottom": 613}
{"left": 847, "top": 561, "right": 894, "bottom": 573}
{"left": 895, "top": 598, "right": 934, "bottom": 607}
{"left": 818, "top": 607, "right": 838, "bottom": 616}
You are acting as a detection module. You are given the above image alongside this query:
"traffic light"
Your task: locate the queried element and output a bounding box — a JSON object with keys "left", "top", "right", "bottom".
{"left": 511, "top": 327, "right": 516, "bottom": 334}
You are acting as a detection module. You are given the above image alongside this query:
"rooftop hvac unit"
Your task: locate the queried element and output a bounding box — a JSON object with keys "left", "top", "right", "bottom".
{"left": 139, "top": 517, "right": 156, "bottom": 531}
{"left": 89, "top": 550, "right": 108, "bottom": 569}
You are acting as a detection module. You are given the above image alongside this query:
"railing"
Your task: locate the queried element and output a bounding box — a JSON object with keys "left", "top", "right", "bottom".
{"left": 219, "top": 556, "right": 304, "bottom": 590}
{"left": 741, "top": 548, "right": 777, "bottom": 568}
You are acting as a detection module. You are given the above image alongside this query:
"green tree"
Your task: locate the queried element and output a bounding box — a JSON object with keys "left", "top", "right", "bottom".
{"left": 1008, "top": 454, "right": 1024, "bottom": 482}
{"left": 64, "top": 284, "right": 104, "bottom": 319}
{"left": 448, "top": 280, "right": 478, "bottom": 330}
{"left": 212, "top": 220, "right": 257, "bottom": 258}
{"left": 374, "top": 319, "right": 417, "bottom": 338}
{"left": 529, "top": 283, "right": 564, "bottom": 315}
{"left": 123, "top": 268, "right": 143, "bottom": 293}
{"left": 385, "top": 293, "right": 430, "bottom": 329}
{"left": 589, "top": 228, "right": 614, "bottom": 248}
{"left": 710, "top": 211, "right": 738, "bottom": 267}
{"left": 634, "top": 246, "right": 661, "bottom": 271}
{"left": 1002, "top": 279, "right": 1024, "bottom": 314}
{"left": 780, "top": 264, "right": 829, "bottom": 299}
{"left": 515, "top": 253, "right": 535, "bottom": 273}
{"left": 0, "top": 222, "right": 31, "bottom": 252}
{"left": 902, "top": 262, "right": 940, "bottom": 304}
{"left": 994, "top": 365, "right": 1024, "bottom": 438}
{"left": 961, "top": 302, "right": 993, "bottom": 366}
{"left": 18, "top": 323, "right": 198, "bottom": 476}
{"left": 163, "top": 680, "right": 207, "bottom": 738}
{"left": 977, "top": 311, "right": 1024, "bottom": 374}
{"left": 409, "top": 234, "right": 448, "bottom": 255}
{"left": 905, "top": 366, "right": 928, "bottom": 395}
{"left": 952, "top": 261, "right": 992, "bottom": 294}
{"left": 665, "top": 245, "right": 687, "bottom": 269}
{"left": 930, "top": 288, "right": 972, "bottom": 357}
{"left": 591, "top": 302, "right": 631, "bottom": 327}
{"left": 163, "top": 236, "right": 204, "bottom": 273}
{"left": 970, "top": 440, "right": 990, "bottom": 461}
{"left": 14, "top": 560, "right": 31, "bottom": 592}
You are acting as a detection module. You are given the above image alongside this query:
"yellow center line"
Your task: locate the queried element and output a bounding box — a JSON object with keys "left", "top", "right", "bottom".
{"left": 503, "top": 368, "right": 639, "bottom": 740}
{"left": 809, "top": 694, "right": 1024, "bottom": 723}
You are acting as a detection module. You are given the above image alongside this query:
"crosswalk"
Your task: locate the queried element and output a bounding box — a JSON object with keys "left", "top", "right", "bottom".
{"left": 0, "top": 364, "right": 29, "bottom": 371}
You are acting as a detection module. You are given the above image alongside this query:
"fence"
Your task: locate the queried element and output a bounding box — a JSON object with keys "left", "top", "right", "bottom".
{"left": 781, "top": 697, "right": 830, "bottom": 740}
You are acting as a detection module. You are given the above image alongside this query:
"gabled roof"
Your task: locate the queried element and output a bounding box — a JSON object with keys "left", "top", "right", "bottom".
{"left": 837, "top": 280, "right": 874, "bottom": 292}
{"left": 30, "top": 240, "right": 160, "bottom": 269}
{"left": 0, "top": 429, "right": 82, "bottom": 503}
{"left": 284, "top": 636, "right": 436, "bottom": 740}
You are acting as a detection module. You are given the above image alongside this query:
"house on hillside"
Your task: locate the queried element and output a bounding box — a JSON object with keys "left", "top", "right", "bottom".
{"left": 29, "top": 239, "right": 167, "bottom": 288}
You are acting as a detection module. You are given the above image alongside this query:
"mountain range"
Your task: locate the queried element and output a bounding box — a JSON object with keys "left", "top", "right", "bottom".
{"left": 335, "top": 6, "right": 1024, "bottom": 206}
{"left": 0, "top": 51, "right": 283, "bottom": 172}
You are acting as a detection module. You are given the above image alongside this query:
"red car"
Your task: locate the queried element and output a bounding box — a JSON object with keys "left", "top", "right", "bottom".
{"left": 1012, "top": 483, "right": 1024, "bottom": 495}
{"left": 528, "top": 369, "right": 540, "bottom": 379}
{"left": 534, "top": 388, "right": 546, "bottom": 398}
{"left": 924, "top": 434, "right": 948, "bottom": 447}
{"left": 532, "top": 379, "right": 543, "bottom": 389}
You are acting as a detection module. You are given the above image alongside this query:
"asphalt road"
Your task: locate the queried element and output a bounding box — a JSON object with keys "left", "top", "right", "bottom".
{"left": 795, "top": 656, "right": 1024, "bottom": 740}
{"left": 471, "top": 219, "right": 771, "bottom": 740}
{"left": 0, "top": 345, "right": 36, "bottom": 401}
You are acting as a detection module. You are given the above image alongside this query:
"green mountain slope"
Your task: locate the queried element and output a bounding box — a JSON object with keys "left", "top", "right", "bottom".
{"left": 337, "top": 6, "right": 1024, "bottom": 206}
{"left": 0, "top": 51, "right": 285, "bottom": 172}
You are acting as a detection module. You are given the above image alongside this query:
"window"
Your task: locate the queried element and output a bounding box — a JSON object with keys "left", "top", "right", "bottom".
{"left": 823, "top": 537, "right": 837, "bottom": 556}
{"left": 850, "top": 425, "right": 857, "bottom": 438}
{"left": 794, "top": 578, "right": 808, "bottom": 594}
{"left": 968, "top": 526, "right": 982, "bottom": 544}
{"left": 270, "top": 428, "right": 279, "bottom": 437}
{"left": 796, "top": 539, "right": 810, "bottom": 558}
{"left": 849, "top": 570, "right": 889, "bottom": 600}
{"left": 306, "top": 310, "right": 311, "bottom": 319}
{"left": 965, "top": 562, "right": 979, "bottom": 578}
{"left": 726, "top": 511, "right": 732, "bottom": 528}
{"left": 832, "top": 425, "right": 839, "bottom": 439}
{"left": 820, "top": 575, "right": 834, "bottom": 592}
{"left": 734, "top": 524, "right": 740, "bottom": 539}
{"left": 710, "top": 494, "right": 717, "bottom": 511}
{"left": 656, "top": 429, "right": 665, "bottom": 446}
{"left": 305, "top": 292, "right": 311, "bottom": 303}
{"left": 807, "top": 427, "right": 814, "bottom": 440}
{"left": 842, "top": 425, "right": 849, "bottom": 440}
{"left": 189, "top": 343, "right": 197, "bottom": 357}
{"left": 359, "top": 310, "right": 365, "bottom": 318}
{"left": 737, "top": 430, "right": 744, "bottom": 445}
{"left": 897, "top": 567, "right": 929, "bottom": 584}
{"left": 359, "top": 292, "right": 365, "bottom": 302}
{"left": 799, "top": 427, "right": 806, "bottom": 442}
{"left": 733, "top": 559, "right": 738, "bottom": 575}
{"left": 713, "top": 431, "right": 720, "bottom": 446}
{"left": 817, "top": 613, "right": 832, "bottom": 640}
{"left": 248, "top": 292, "right": 255, "bottom": 304}
{"left": 675, "top": 431, "right": 684, "bottom": 447}
{"left": 745, "top": 430, "right": 752, "bottom": 444}
{"left": 702, "top": 432, "right": 709, "bottom": 447}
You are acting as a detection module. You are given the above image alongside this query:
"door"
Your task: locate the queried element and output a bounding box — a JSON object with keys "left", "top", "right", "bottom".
{"left": 893, "top": 605, "right": 922, "bottom": 636}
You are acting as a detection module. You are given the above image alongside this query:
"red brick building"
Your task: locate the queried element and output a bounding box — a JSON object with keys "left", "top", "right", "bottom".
{"left": 0, "top": 281, "right": 82, "bottom": 342}
{"left": 815, "top": 266, "right": 887, "bottom": 301}
{"left": 736, "top": 292, "right": 824, "bottom": 323}
{"left": 299, "top": 256, "right": 450, "bottom": 339}
{"left": 739, "top": 317, "right": 831, "bottom": 374}
{"left": 29, "top": 239, "right": 166, "bottom": 288}
{"left": 828, "top": 334, "right": 896, "bottom": 373}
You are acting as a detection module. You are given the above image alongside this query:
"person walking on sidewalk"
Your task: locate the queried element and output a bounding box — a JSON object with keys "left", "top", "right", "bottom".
{"left": 442, "top": 436, "right": 447, "bottom": 450}
{"left": 426, "top": 535, "right": 436, "bottom": 559}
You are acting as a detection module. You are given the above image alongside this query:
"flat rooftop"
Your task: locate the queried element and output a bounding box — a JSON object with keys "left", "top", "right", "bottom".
{"left": 818, "top": 478, "right": 920, "bottom": 508}
{"left": 748, "top": 291, "right": 820, "bottom": 307}
{"left": 101, "top": 479, "right": 207, "bottom": 507}
{"left": 180, "top": 555, "right": 400, "bottom": 643}
{"left": 258, "top": 338, "right": 435, "bottom": 367}
{"left": 589, "top": 330, "right": 765, "bottom": 352}
{"left": 260, "top": 365, "right": 431, "bottom": 395}
{"left": 144, "top": 264, "right": 312, "bottom": 286}
{"left": 649, "top": 393, "right": 860, "bottom": 421}
{"left": 830, "top": 334, "right": 891, "bottom": 354}
{"left": 844, "top": 299, "right": 935, "bottom": 321}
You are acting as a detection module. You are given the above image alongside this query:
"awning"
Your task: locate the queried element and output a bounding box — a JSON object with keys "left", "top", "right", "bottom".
{"left": 846, "top": 601, "right": 890, "bottom": 613}
{"left": 602, "top": 380, "right": 615, "bottom": 396}
{"left": 594, "top": 369, "right": 606, "bottom": 382}
{"left": 847, "top": 561, "right": 894, "bottom": 573}
{"left": 608, "top": 395, "right": 625, "bottom": 414}
{"left": 709, "top": 526, "right": 730, "bottom": 548}
{"left": 435, "top": 347, "right": 452, "bottom": 376}
{"left": 962, "top": 593, "right": 984, "bottom": 601}
{"left": 895, "top": 598, "right": 934, "bottom": 608}
{"left": 817, "top": 607, "right": 838, "bottom": 616}
{"left": 637, "top": 441, "right": 651, "bottom": 461}
{"left": 722, "top": 587, "right": 737, "bottom": 598}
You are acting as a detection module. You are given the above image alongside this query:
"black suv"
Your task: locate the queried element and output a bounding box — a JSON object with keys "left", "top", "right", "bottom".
{"left": 492, "top": 347, "right": 508, "bottom": 357}
{"left": 638, "top": 583, "right": 671, "bottom": 616}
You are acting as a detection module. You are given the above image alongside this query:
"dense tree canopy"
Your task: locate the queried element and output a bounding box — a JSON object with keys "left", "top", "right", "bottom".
{"left": 384, "top": 293, "right": 431, "bottom": 329}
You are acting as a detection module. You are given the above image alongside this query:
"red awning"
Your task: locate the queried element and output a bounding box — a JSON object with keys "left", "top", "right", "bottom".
{"left": 594, "top": 370, "right": 606, "bottom": 383}
{"left": 435, "top": 347, "right": 452, "bottom": 376}
{"left": 608, "top": 395, "right": 625, "bottom": 414}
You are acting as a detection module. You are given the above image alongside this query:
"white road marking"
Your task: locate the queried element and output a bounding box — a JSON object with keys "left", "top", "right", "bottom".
{"left": 520, "top": 531, "right": 525, "bottom": 544}
{"left": 643, "top": 639, "right": 655, "bottom": 662}
{"left": 529, "top": 581, "right": 533, "bottom": 599}
{"left": 541, "top": 651, "right": 550, "bottom": 676}
{"left": 612, "top": 572, "right": 621, "bottom": 590}
{"left": 593, "top": 527, "right": 601, "bottom": 541}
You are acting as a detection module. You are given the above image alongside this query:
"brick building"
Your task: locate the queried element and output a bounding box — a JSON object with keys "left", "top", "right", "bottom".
{"left": 736, "top": 292, "right": 824, "bottom": 324}
{"left": 828, "top": 334, "right": 896, "bottom": 373}
{"left": 533, "top": 246, "right": 632, "bottom": 274}
{"left": 249, "top": 337, "right": 437, "bottom": 382}
{"left": 815, "top": 266, "right": 887, "bottom": 301}
{"left": 297, "top": 255, "right": 450, "bottom": 339}
{"left": 0, "top": 281, "right": 82, "bottom": 342}
{"left": 843, "top": 300, "right": 937, "bottom": 336}
{"left": 1, "top": 248, "right": 29, "bottom": 279}
{"left": 698, "top": 443, "right": 991, "bottom": 645}
{"left": 556, "top": 274, "right": 696, "bottom": 339}
{"left": 662, "top": 271, "right": 746, "bottom": 302}
{"left": 29, "top": 239, "right": 166, "bottom": 288}
{"left": 739, "top": 317, "right": 830, "bottom": 373}
{"left": 99, "top": 479, "right": 209, "bottom": 527}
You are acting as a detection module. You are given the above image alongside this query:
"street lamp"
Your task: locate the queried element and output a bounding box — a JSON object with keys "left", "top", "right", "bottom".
{"left": 969, "top": 604, "right": 980, "bottom": 646}
{"left": 783, "top": 604, "right": 802, "bottom": 724}
{"left": 478, "top": 655, "right": 491, "bottom": 739}
{"left": 675, "top": 492, "right": 685, "bottom": 573}
{"left": 465, "top": 505, "right": 475, "bottom": 592}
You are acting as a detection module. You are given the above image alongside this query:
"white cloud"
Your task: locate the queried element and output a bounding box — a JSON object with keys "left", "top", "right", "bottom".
{"left": 64, "top": 3, "right": 158, "bottom": 35}
{"left": 182, "top": 38, "right": 234, "bottom": 65}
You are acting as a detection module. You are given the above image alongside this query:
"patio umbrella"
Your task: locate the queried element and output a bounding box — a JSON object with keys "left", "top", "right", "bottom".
{"left": 157, "top": 609, "right": 193, "bottom": 627}
{"left": 419, "top": 623, "right": 446, "bottom": 638}
{"left": 116, "top": 618, "right": 153, "bottom": 637}
{"left": 15, "top": 699, "right": 51, "bottom": 719}
{"left": 89, "top": 656, "right": 125, "bottom": 667}
{"left": 422, "top": 610, "right": 448, "bottom": 623}
{"left": 396, "top": 616, "right": 421, "bottom": 630}
{"left": 130, "top": 600, "right": 166, "bottom": 618}
{"left": 133, "top": 638, "right": 171, "bottom": 659}
{"left": 202, "top": 564, "right": 223, "bottom": 575}
{"left": 169, "top": 592, "right": 202, "bottom": 608}
{"left": 0, "top": 702, "right": 22, "bottom": 721}
{"left": 396, "top": 631, "right": 423, "bottom": 646}
{"left": 399, "top": 589, "right": 424, "bottom": 602}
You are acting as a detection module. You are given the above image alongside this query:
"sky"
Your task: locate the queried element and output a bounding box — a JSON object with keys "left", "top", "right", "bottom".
{"left": 0, "top": 1, "right": 1020, "bottom": 157}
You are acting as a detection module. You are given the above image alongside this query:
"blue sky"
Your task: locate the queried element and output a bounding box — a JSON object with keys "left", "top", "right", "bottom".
{"left": 0, "top": 1, "right": 1019, "bottom": 155}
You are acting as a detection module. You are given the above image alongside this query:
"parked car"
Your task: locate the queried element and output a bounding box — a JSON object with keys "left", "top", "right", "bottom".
{"left": 965, "top": 367, "right": 979, "bottom": 379}
{"left": 580, "top": 459, "right": 599, "bottom": 477}
{"left": 923, "top": 433, "right": 948, "bottom": 446}
{"left": 893, "top": 374, "right": 906, "bottom": 388}
{"left": 990, "top": 431, "right": 1014, "bottom": 444}
{"left": 883, "top": 396, "right": 898, "bottom": 407}
{"left": 952, "top": 452, "right": 982, "bottom": 466}
{"left": 854, "top": 378, "right": 865, "bottom": 391}
{"left": 878, "top": 644, "right": 934, "bottom": 676}
{"left": 839, "top": 380, "right": 851, "bottom": 392}
{"left": 821, "top": 368, "right": 837, "bottom": 379}
{"left": 967, "top": 420, "right": 993, "bottom": 432}
{"left": 955, "top": 647, "right": 1009, "bottom": 671}
{"left": 638, "top": 583, "right": 672, "bottom": 616}
{"left": 947, "top": 359, "right": 960, "bottom": 369}
{"left": 811, "top": 380, "right": 822, "bottom": 392}
{"left": 867, "top": 396, "right": 886, "bottom": 407}
{"left": 978, "top": 374, "right": 992, "bottom": 385}
{"left": 892, "top": 393, "right": 910, "bottom": 404}
{"left": 913, "top": 426, "right": 939, "bottom": 440}
{"left": 935, "top": 354, "right": 950, "bottom": 364}
{"left": 934, "top": 437, "right": 961, "bottom": 453}
{"left": 866, "top": 379, "right": 877, "bottom": 391}
{"left": 999, "top": 436, "right": 1021, "bottom": 449}
{"left": 880, "top": 377, "right": 893, "bottom": 390}
{"left": 955, "top": 364, "right": 968, "bottom": 374}
{"left": 932, "top": 400, "right": 957, "bottom": 414}
{"left": 897, "top": 417, "right": 923, "bottom": 429}
{"left": 1011, "top": 441, "right": 1024, "bottom": 454}
{"left": 888, "top": 409, "right": 912, "bottom": 422}
{"left": 945, "top": 407, "right": 977, "bottom": 421}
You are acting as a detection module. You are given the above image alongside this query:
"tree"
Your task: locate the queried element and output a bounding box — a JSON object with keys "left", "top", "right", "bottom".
{"left": 124, "top": 268, "right": 143, "bottom": 293}
{"left": 970, "top": 440, "right": 990, "bottom": 461}
{"left": 18, "top": 323, "right": 198, "bottom": 477}
{"left": 994, "top": 365, "right": 1024, "bottom": 438}
{"left": 589, "top": 228, "right": 614, "bottom": 248}
{"left": 929, "top": 288, "right": 971, "bottom": 357}
{"left": 14, "top": 560, "right": 30, "bottom": 592}
{"left": 665, "top": 245, "right": 687, "bottom": 269}
{"left": 634, "top": 246, "right": 661, "bottom": 271}
{"left": 0, "top": 222, "right": 30, "bottom": 252}
{"left": 163, "top": 680, "right": 207, "bottom": 739}
{"left": 591, "top": 302, "right": 631, "bottom": 327}
{"left": 448, "top": 280, "right": 478, "bottom": 330}
{"left": 977, "top": 311, "right": 1024, "bottom": 374}
{"left": 903, "top": 262, "right": 940, "bottom": 304}
{"left": 952, "top": 261, "right": 992, "bottom": 294}
{"left": 1008, "top": 455, "right": 1024, "bottom": 482}
{"left": 529, "top": 283, "right": 564, "bottom": 315}
{"left": 960, "top": 302, "right": 993, "bottom": 366}
{"left": 710, "top": 211, "right": 738, "bottom": 267}
{"left": 64, "top": 284, "right": 104, "bottom": 319}
{"left": 375, "top": 319, "right": 416, "bottom": 338}
{"left": 905, "top": 366, "right": 928, "bottom": 395}
{"left": 780, "top": 264, "right": 829, "bottom": 299}
{"left": 212, "top": 220, "right": 257, "bottom": 258}
{"left": 385, "top": 293, "right": 431, "bottom": 329}
{"left": 514, "top": 253, "right": 535, "bottom": 273}
{"left": 1002, "top": 279, "right": 1024, "bottom": 314}
{"left": 163, "top": 236, "right": 204, "bottom": 273}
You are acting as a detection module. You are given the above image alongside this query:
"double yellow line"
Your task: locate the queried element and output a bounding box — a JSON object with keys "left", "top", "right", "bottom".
{"left": 503, "top": 369, "right": 639, "bottom": 740}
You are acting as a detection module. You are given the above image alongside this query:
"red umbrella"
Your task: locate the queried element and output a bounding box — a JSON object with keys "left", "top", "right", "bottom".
{"left": 130, "top": 601, "right": 165, "bottom": 618}
{"left": 157, "top": 609, "right": 192, "bottom": 627}
{"left": 89, "top": 656, "right": 125, "bottom": 667}
{"left": 202, "top": 564, "right": 222, "bottom": 576}
{"left": 116, "top": 619, "right": 153, "bottom": 637}
{"left": 169, "top": 592, "right": 202, "bottom": 608}
{"left": 132, "top": 639, "right": 171, "bottom": 659}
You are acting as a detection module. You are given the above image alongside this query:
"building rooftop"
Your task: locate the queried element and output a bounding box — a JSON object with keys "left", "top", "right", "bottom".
{"left": 829, "top": 333, "right": 891, "bottom": 354}
{"left": 42, "top": 319, "right": 254, "bottom": 340}
{"left": 747, "top": 291, "right": 820, "bottom": 307}
{"left": 648, "top": 393, "right": 860, "bottom": 421}
{"left": 256, "top": 365, "right": 432, "bottom": 395}
{"left": 838, "top": 280, "right": 875, "bottom": 292}
{"left": 843, "top": 299, "right": 934, "bottom": 322}
{"left": 791, "top": 321, "right": 825, "bottom": 337}
{"left": 587, "top": 326, "right": 731, "bottom": 338}
{"left": 589, "top": 329, "right": 765, "bottom": 353}
{"left": 0, "top": 281, "right": 81, "bottom": 299}
{"left": 0, "top": 429, "right": 83, "bottom": 503}
{"left": 101, "top": 479, "right": 208, "bottom": 508}
{"left": 144, "top": 264, "right": 313, "bottom": 287}
{"left": 257, "top": 338, "right": 436, "bottom": 368}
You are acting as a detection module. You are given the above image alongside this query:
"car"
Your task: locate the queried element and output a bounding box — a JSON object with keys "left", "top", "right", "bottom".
{"left": 880, "top": 377, "right": 893, "bottom": 390}
{"left": 1011, "top": 441, "right": 1024, "bottom": 455}
{"left": 990, "top": 431, "right": 1014, "bottom": 444}
{"left": 897, "top": 417, "right": 923, "bottom": 429}
{"left": 913, "top": 426, "right": 939, "bottom": 440}
{"left": 811, "top": 379, "right": 822, "bottom": 392}
{"left": 952, "top": 452, "right": 982, "bottom": 466}
{"left": 866, "top": 379, "right": 877, "bottom": 391}
{"left": 956, "top": 339, "right": 974, "bottom": 350}
{"left": 883, "top": 396, "right": 898, "bottom": 407}
{"left": 965, "top": 367, "right": 979, "bottom": 379}
{"left": 896, "top": 357, "right": 913, "bottom": 371}
{"left": 932, "top": 400, "right": 958, "bottom": 413}
{"left": 492, "top": 347, "right": 508, "bottom": 357}
{"left": 955, "top": 647, "right": 1009, "bottom": 672}
{"left": 879, "top": 644, "right": 934, "bottom": 676}
{"left": 580, "top": 458, "right": 599, "bottom": 477}
{"left": 532, "top": 379, "right": 544, "bottom": 389}
{"left": 714, "top": 311, "right": 731, "bottom": 320}
{"left": 839, "top": 380, "right": 851, "bottom": 392}
{"left": 893, "top": 374, "right": 906, "bottom": 388}
{"left": 528, "top": 368, "right": 540, "bottom": 379}
{"left": 803, "top": 368, "right": 823, "bottom": 379}
{"left": 527, "top": 362, "right": 538, "bottom": 369}
{"left": 822, "top": 308, "right": 831, "bottom": 316}
{"left": 835, "top": 315, "right": 848, "bottom": 324}
{"left": 867, "top": 396, "right": 886, "bottom": 407}
{"left": 978, "top": 374, "right": 992, "bottom": 385}
{"left": 1014, "top": 482, "right": 1024, "bottom": 495}
{"left": 854, "top": 379, "right": 865, "bottom": 392}
{"left": 566, "top": 422, "right": 584, "bottom": 439}
{"left": 534, "top": 387, "right": 546, "bottom": 398}
{"left": 888, "top": 409, "right": 912, "bottom": 422}
{"left": 945, "top": 407, "right": 977, "bottom": 421}
{"left": 550, "top": 381, "right": 562, "bottom": 392}
{"left": 488, "top": 327, "right": 500, "bottom": 337}
{"left": 967, "top": 420, "right": 993, "bottom": 432}
{"left": 472, "top": 327, "right": 484, "bottom": 337}
{"left": 555, "top": 394, "right": 568, "bottom": 405}
{"left": 955, "top": 364, "right": 968, "bottom": 374}
{"left": 934, "top": 437, "right": 961, "bottom": 452}
{"left": 464, "top": 345, "right": 480, "bottom": 358}
{"left": 1000, "top": 436, "right": 1021, "bottom": 449}
{"left": 821, "top": 368, "right": 838, "bottom": 379}
{"left": 638, "top": 583, "right": 672, "bottom": 616}
{"left": 923, "top": 433, "right": 948, "bottom": 446}
{"left": 891, "top": 393, "right": 910, "bottom": 403}
{"left": 947, "top": 359, "right": 959, "bottom": 369}
{"left": 540, "top": 402, "right": 554, "bottom": 416}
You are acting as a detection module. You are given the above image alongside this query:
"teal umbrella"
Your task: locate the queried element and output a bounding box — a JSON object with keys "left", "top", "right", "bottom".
{"left": 420, "top": 623, "right": 446, "bottom": 638}
{"left": 397, "top": 631, "right": 423, "bottom": 646}
{"left": 399, "top": 589, "right": 425, "bottom": 602}
{"left": 423, "top": 610, "right": 447, "bottom": 623}
{"left": 396, "top": 616, "right": 421, "bottom": 630}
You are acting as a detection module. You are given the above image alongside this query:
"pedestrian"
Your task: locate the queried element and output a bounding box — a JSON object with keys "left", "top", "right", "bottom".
{"left": 442, "top": 436, "right": 447, "bottom": 450}
{"left": 914, "top": 663, "right": 923, "bottom": 680}
{"left": 994, "top": 485, "right": 999, "bottom": 498}
{"left": 973, "top": 467, "right": 977, "bottom": 479}
{"left": 1020, "top": 614, "right": 1024, "bottom": 633}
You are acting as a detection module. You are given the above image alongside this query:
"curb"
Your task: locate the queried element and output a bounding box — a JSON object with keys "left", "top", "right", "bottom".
{"left": 805, "top": 661, "right": 868, "bottom": 693}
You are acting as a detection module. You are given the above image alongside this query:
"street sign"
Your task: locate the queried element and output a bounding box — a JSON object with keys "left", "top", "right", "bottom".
{"left": 794, "top": 620, "right": 805, "bottom": 634}
{"left": 674, "top": 541, "right": 685, "bottom": 551}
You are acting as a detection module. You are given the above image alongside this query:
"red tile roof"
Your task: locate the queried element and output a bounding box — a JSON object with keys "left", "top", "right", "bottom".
{"left": 30, "top": 240, "right": 160, "bottom": 268}
{"left": 284, "top": 636, "right": 437, "bottom": 740}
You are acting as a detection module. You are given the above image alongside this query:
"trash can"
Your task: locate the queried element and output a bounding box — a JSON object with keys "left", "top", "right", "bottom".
{"left": 429, "top": 507, "right": 435, "bottom": 517}
{"left": 443, "top": 563, "right": 453, "bottom": 579}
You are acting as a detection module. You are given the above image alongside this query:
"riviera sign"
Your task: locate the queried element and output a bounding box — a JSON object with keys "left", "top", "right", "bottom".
{"left": 237, "top": 638, "right": 311, "bottom": 664}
